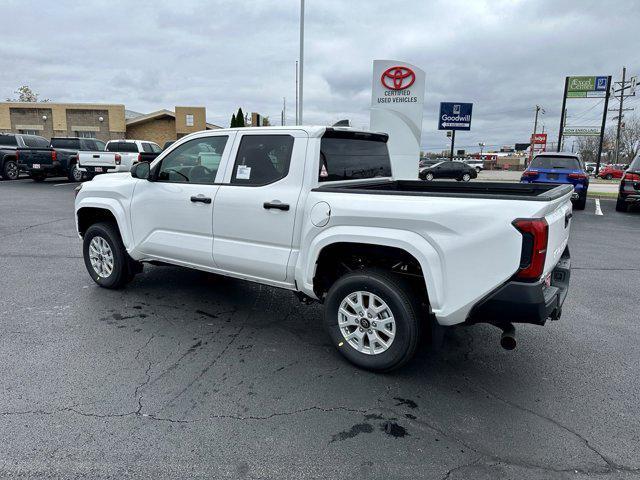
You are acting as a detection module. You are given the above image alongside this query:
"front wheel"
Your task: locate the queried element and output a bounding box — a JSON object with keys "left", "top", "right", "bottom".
{"left": 462, "top": 173, "right": 471, "bottom": 182}
{"left": 424, "top": 172, "right": 434, "bottom": 181}
{"left": 324, "top": 269, "right": 421, "bottom": 372}
{"left": 2, "top": 160, "right": 19, "bottom": 180}
{"left": 83, "top": 222, "right": 133, "bottom": 289}
{"left": 605, "top": 174, "right": 613, "bottom": 180}
{"left": 615, "top": 196, "right": 628, "bottom": 212}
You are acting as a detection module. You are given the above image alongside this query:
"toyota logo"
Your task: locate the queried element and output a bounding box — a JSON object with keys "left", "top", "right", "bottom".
{"left": 381, "top": 66, "right": 415, "bottom": 90}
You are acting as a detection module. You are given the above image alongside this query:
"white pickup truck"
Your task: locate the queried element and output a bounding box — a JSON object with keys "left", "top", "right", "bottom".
{"left": 78, "top": 139, "right": 162, "bottom": 177}
{"left": 74, "top": 126, "right": 572, "bottom": 371}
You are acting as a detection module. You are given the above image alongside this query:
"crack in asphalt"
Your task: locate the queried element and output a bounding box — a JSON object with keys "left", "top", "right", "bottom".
{"left": 0, "top": 217, "right": 68, "bottom": 239}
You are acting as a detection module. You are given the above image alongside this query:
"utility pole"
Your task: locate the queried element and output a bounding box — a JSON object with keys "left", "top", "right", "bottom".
{"left": 295, "top": 61, "right": 298, "bottom": 125}
{"left": 557, "top": 77, "right": 569, "bottom": 152}
{"left": 298, "top": 0, "right": 305, "bottom": 125}
{"left": 449, "top": 131, "right": 456, "bottom": 160}
{"left": 609, "top": 67, "right": 636, "bottom": 163}
{"left": 281, "top": 97, "right": 286, "bottom": 126}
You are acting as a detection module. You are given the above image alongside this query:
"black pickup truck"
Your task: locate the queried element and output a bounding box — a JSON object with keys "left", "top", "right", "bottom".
{"left": 17, "top": 137, "right": 106, "bottom": 182}
{"left": 1, "top": 133, "right": 50, "bottom": 180}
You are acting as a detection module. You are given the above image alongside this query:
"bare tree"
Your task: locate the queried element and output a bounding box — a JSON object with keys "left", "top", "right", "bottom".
{"left": 6, "top": 85, "right": 49, "bottom": 102}
{"left": 618, "top": 116, "right": 640, "bottom": 163}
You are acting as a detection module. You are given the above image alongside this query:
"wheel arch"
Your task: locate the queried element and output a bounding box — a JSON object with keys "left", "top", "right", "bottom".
{"left": 76, "top": 200, "right": 132, "bottom": 249}
{"left": 297, "top": 226, "right": 444, "bottom": 310}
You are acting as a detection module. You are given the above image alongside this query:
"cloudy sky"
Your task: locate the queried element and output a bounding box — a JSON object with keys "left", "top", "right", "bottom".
{"left": 2, "top": 0, "right": 638, "bottom": 153}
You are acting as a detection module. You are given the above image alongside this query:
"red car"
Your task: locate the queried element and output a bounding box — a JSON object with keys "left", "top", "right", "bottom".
{"left": 598, "top": 165, "right": 625, "bottom": 180}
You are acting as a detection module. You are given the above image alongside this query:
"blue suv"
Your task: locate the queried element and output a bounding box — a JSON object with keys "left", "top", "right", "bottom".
{"left": 521, "top": 152, "right": 588, "bottom": 210}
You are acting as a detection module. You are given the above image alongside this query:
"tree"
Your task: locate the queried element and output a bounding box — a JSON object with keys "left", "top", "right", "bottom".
{"left": 6, "top": 85, "right": 49, "bottom": 102}
{"left": 230, "top": 113, "right": 237, "bottom": 128}
{"left": 235, "top": 108, "right": 245, "bottom": 127}
{"left": 261, "top": 116, "right": 271, "bottom": 126}
{"left": 618, "top": 116, "right": 640, "bottom": 163}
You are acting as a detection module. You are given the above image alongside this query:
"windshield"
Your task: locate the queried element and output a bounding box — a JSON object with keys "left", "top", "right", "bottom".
{"left": 530, "top": 155, "right": 581, "bottom": 170}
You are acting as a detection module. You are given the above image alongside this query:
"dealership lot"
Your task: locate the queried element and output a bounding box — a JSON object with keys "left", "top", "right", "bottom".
{"left": 1, "top": 179, "right": 639, "bottom": 479}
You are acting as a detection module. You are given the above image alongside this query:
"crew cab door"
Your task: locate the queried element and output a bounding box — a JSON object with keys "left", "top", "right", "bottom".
{"left": 213, "top": 131, "right": 307, "bottom": 283}
{"left": 130, "top": 133, "right": 234, "bottom": 268}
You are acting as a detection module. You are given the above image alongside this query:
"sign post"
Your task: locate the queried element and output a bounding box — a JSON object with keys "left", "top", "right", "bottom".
{"left": 438, "top": 102, "right": 473, "bottom": 160}
{"left": 558, "top": 75, "right": 611, "bottom": 175}
{"left": 370, "top": 60, "right": 426, "bottom": 179}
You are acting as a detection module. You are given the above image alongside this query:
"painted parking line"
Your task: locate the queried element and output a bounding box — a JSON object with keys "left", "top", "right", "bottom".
{"left": 595, "top": 198, "right": 603, "bottom": 216}
{"left": 54, "top": 182, "right": 80, "bottom": 187}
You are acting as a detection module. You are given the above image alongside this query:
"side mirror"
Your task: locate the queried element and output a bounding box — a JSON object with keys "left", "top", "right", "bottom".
{"left": 131, "top": 161, "right": 151, "bottom": 180}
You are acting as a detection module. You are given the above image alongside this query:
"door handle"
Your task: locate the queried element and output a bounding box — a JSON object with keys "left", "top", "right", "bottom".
{"left": 263, "top": 201, "right": 290, "bottom": 211}
{"left": 190, "top": 195, "right": 212, "bottom": 204}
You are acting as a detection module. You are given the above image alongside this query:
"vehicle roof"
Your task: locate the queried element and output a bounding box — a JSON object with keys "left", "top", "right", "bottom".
{"left": 179, "top": 126, "right": 378, "bottom": 139}
{"left": 533, "top": 151, "right": 579, "bottom": 158}
{"left": 107, "top": 139, "right": 159, "bottom": 143}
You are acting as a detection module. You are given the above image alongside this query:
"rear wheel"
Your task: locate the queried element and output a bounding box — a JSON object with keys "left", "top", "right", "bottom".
{"left": 462, "top": 173, "right": 471, "bottom": 182}
{"left": 2, "top": 160, "right": 19, "bottom": 180}
{"left": 605, "top": 174, "right": 613, "bottom": 180}
{"left": 68, "top": 163, "right": 84, "bottom": 182}
{"left": 83, "top": 222, "right": 136, "bottom": 289}
{"left": 615, "top": 196, "right": 628, "bottom": 212}
{"left": 324, "top": 269, "right": 421, "bottom": 372}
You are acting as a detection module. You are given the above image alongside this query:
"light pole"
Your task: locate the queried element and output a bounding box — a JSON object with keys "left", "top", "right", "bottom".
{"left": 298, "top": 0, "right": 305, "bottom": 125}
{"left": 478, "top": 142, "right": 485, "bottom": 157}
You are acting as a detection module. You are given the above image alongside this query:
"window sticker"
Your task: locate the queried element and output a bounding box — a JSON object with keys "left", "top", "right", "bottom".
{"left": 236, "top": 165, "right": 251, "bottom": 180}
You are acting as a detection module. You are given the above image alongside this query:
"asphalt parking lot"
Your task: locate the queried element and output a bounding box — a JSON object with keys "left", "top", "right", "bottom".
{"left": 1, "top": 178, "right": 639, "bottom": 479}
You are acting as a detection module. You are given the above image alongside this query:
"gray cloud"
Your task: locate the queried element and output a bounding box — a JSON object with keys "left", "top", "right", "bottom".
{"left": 1, "top": 0, "right": 637, "bottom": 150}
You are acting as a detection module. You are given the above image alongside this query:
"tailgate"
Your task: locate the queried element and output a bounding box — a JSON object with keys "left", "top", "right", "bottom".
{"left": 79, "top": 152, "right": 116, "bottom": 168}
{"left": 18, "top": 149, "right": 54, "bottom": 166}
{"left": 537, "top": 191, "right": 573, "bottom": 276}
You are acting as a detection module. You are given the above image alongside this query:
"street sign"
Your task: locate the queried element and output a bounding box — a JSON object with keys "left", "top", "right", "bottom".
{"left": 563, "top": 126, "right": 601, "bottom": 136}
{"left": 567, "top": 76, "right": 608, "bottom": 93}
{"left": 438, "top": 102, "right": 473, "bottom": 131}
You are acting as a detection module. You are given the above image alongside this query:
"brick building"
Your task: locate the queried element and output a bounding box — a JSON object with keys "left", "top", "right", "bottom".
{"left": 125, "top": 107, "right": 221, "bottom": 146}
{"left": 0, "top": 102, "right": 125, "bottom": 141}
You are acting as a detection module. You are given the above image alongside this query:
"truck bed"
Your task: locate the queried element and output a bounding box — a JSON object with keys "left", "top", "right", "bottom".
{"left": 313, "top": 179, "right": 573, "bottom": 201}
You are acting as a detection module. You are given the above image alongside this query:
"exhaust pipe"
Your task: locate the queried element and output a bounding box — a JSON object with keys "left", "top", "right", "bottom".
{"left": 500, "top": 323, "right": 516, "bottom": 350}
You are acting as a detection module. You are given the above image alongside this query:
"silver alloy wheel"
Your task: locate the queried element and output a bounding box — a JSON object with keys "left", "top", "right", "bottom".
{"left": 338, "top": 291, "right": 396, "bottom": 355}
{"left": 72, "top": 164, "right": 83, "bottom": 182}
{"left": 425, "top": 172, "right": 434, "bottom": 181}
{"left": 88, "top": 236, "right": 114, "bottom": 278}
{"left": 462, "top": 173, "right": 471, "bottom": 181}
{"left": 6, "top": 161, "right": 18, "bottom": 180}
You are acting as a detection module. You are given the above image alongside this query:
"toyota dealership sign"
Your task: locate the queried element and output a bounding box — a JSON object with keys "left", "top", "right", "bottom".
{"left": 370, "top": 60, "right": 426, "bottom": 179}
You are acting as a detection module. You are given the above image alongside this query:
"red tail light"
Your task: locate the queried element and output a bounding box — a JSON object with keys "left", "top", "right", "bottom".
{"left": 512, "top": 218, "right": 548, "bottom": 282}
{"left": 137, "top": 153, "right": 141, "bottom": 163}
{"left": 522, "top": 170, "right": 539, "bottom": 177}
{"left": 623, "top": 172, "right": 640, "bottom": 182}
{"left": 568, "top": 173, "right": 587, "bottom": 180}
{"left": 115, "top": 154, "right": 122, "bottom": 165}
{"left": 51, "top": 150, "right": 57, "bottom": 161}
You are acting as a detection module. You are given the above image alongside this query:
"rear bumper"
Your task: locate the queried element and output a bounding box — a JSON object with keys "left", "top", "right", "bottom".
{"left": 80, "top": 165, "right": 119, "bottom": 174}
{"left": 467, "top": 249, "right": 571, "bottom": 326}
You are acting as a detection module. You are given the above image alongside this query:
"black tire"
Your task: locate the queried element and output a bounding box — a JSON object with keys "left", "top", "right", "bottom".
{"left": 462, "top": 173, "right": 471, "bottom": 182}
{"left": 615, "top": 196, "right": 628, "bottom": 212}
{"left": 68, "top": 163, "right": 84, "bottom": 182}
{"left": 83, "top": 222, "right": 133, "bottom": 289}
{"left": 2, "top": 160, "right": 19, "bottom": 180}
{"left": 32, "top": 174, "right": 46, "bottom": 182}
{"left": 324, "top": 269, "right": 422, "bottom": 372}
{"left": 425, "top": 172, "right": 434, "bottom": 181}
{"left": 573, "top": 194, "right": 587, "bottom": 210}
{"left": 605, "top": 174, "right": 613, "bottom": 180}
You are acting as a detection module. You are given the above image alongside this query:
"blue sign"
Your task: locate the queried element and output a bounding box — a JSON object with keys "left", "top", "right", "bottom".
{"left": 438, "top": 102, "right": 473, "bottom": 131}
{"left": 595, "top": 76, "right": 608, "bottom": 91}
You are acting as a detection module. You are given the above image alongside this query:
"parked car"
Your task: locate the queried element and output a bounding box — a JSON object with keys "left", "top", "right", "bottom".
{"left": 17, "top": 137, "right": 105, "bottom": 182}
{"left": 598, "top": 164, "right": 626, "bottom": 180}
{"left": 75, "top": 126, "right": 573, "bottom": 371}
{"left": 419, "top": 160, "right": 478, "bottom": 181}
{"left": 616, "top": 155, "right": 640, "bottom": 212}
{"left": 584, "top": 162, "right": 597, "bottom": 174}
{"left": 1, "top": 133, "right": 49, "bottom": 180}
{"left": 464, "top": 159, "right": 485, "bottom": 172}
{"left": 419, "top": 158, "right": 440, "bottom": 169}
{"left": 520, "top": 152, "right": 588, "bottom": 210}
{"left": 78, "top": 139, "right": 162, "bottom": 177}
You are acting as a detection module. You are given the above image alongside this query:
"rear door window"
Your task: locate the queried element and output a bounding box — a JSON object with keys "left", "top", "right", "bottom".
{"left": 51, "top": 138, "right": 80, "bottom": 150}
{"left": 319, "top": 131, "right": 391, "bottom": 182}
{"left": 23, "top": 136, "right": 50, "bottom": 148}
{"left": 231, "top": 135, "right": 294, "bottom": 186}
{"left": 141, "top": 143, "right": 153, "bottom": 153}
{"left": 531, "top": 156, "right": 581, "bottom": 170}
{"left": 0, "top": 134, "right": 18, "bottom": 146}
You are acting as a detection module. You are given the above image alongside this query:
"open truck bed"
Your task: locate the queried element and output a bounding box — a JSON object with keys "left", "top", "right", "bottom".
{"left": 314, "top": 179, "right": 573, "bottom": 201}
